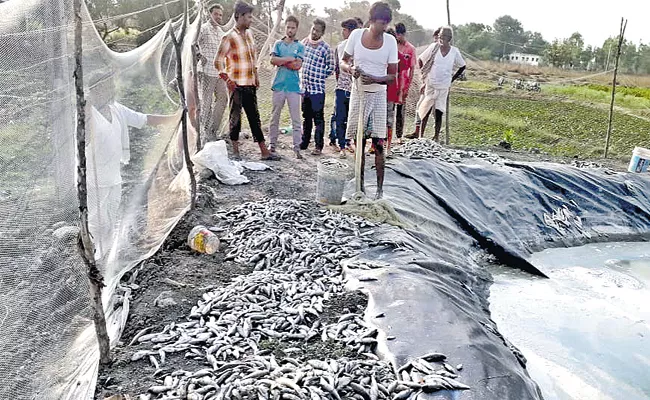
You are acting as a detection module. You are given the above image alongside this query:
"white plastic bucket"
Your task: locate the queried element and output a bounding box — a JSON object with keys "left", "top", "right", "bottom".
{"left": 627, "top": 146, "right": 650, "bottom": 173}
{"left": 316, "top": 160, "right": 350, "bottom": 205}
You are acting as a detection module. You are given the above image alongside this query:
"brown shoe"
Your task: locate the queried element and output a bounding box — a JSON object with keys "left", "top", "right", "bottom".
{"left": 311, "top": 148, "right": 322, "bottom": 155}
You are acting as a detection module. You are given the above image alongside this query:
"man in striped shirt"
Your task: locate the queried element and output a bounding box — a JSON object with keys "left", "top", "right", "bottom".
{"left": 215, "top": 1, "right": 277, "bottom": 161}
{"left": 299, "top": 19, "right": 334, "bottom": 155}
{"left": 196, "top": 3, "right": 227, "bottom": 144}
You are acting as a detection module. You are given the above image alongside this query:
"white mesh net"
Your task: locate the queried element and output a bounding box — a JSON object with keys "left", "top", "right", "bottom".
{"left": 0, "top": 0, "right": 200, "bottom": 398}
{"left": 0, "top": 1, "right": 428, "bottom": 398}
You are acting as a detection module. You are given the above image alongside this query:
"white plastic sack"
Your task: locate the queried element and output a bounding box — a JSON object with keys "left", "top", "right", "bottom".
{"left": 191, "top": 141, "right": 249, "bottom": 185}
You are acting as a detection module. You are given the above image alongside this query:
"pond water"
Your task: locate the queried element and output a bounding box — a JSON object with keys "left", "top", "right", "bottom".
{"left": 489, "top": 242, "right": 650, "bottom": 400}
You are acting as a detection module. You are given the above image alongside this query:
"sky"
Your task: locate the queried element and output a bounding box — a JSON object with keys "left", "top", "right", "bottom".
{"left": 284, "top": 0, "right": 650, "bottom": 48}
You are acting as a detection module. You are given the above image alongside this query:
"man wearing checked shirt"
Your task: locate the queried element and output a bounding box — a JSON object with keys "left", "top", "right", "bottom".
{"left": 215, "top": 1, "right": 277, "bottom": 161}
{"left": 299, "top": 18, "right": 334, "bottom": 155}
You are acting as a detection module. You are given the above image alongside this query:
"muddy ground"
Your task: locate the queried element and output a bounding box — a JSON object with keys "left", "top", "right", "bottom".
{"left": 94, "top": 132, "right": 628, "bottom": 399}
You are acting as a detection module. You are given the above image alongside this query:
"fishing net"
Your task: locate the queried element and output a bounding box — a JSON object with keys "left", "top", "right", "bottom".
{"left": 0, "top": 1, "right": 431, "bottom": 397}
{"left": 0, "top": 0, "right": 210, "bottom": 398}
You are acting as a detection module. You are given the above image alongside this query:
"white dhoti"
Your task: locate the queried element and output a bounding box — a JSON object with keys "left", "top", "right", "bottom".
{"left": 418, "top": 86, "right": 449, "bottom": 119}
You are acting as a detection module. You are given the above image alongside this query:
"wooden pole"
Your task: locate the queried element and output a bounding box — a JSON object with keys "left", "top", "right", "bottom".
{"left": 73, "top": 0, "right": 111, "bottom": 364}
{"left": 604, "top": 18, "right": 627, "bottom": 158}
{"left": 163, "top": 0, "right": 197, "bottom": 209}
{"left": 354, "top": 79, "right": 366, "bottom": 195}
{"left": 444, "top": 0, "right": 451, "bottom": 145}
{"left": 191, "top": 3, "right": 203, "bottom": 151}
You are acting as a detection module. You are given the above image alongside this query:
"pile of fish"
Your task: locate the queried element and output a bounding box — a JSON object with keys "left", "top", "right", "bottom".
{"left": 543, "top": 203, "right": 589, "bottom": 238}
{"left": 392, "top": 139, "right": 503, "bottom": 164}
{"left": 126, "top": 199, "right": 469, "bottom": 399}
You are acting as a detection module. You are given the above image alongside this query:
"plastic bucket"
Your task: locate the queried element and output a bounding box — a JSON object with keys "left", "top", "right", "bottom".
{"left": 316, "top": 159, "right": 350, "bottom": 205}
{"left": 628, "top": 146, "right": 650, "bottom": 173}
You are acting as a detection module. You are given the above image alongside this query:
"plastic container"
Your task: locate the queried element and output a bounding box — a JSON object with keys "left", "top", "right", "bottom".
{"left": 187, "top": 225, "right": 220, "bottom": 254}
{"left": 627, "top": 146, "right": 650, "bottom": 173}
{"left": 316, "top": 159, "right": 350, "bottom": 205}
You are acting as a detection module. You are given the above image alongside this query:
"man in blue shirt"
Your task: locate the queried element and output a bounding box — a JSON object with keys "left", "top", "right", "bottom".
{"left": 269, "top": 16, "right": 305, "bottom": 159}
{"left": 299, "top": 18, "right": 334, "bottom": 155}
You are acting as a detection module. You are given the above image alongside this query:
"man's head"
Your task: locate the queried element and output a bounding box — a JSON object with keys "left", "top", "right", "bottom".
{"left": 341, "top": 18, "right": 358, "bottom": 40}
{"left": 234, "top": 1, "right": 254, "bottom": 29}
{"left": 368, "top": 2, "right": 392, "bottom": 34}
{"left": 433, "top": 27, "right": 442, "bottom": 43}
{"left": 209, "top": 3, "right": 224, "bottom": 25}
{"left": 386, "top": 27, "right": 396, "bottom": 38}
{"left": 395, "top": 22, "right": 406, "bottom": 44}
{"left": 311, "top": 18, "right": 326, "bottom": 41}
{"left": 355, "top": 17, "right": 364, "bottom": 28}
{"left": 439, "top": 25, "right": 453, "bottom": 46}
{"left": 285, "top": 15, "right": 299, "bottom": 39}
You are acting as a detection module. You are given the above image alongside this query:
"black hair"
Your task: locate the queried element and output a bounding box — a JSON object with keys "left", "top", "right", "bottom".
{"left": 234, "top": 1, "right": 254, "bottom": 19}
{"left": 286, "top": 15, "right": 299, "bottom": 27}
{"left": 386, "top": 27, "right": 396, "bottom": 37}
{"left": 355, "top": 17, "right": 364, "bottom": 27}
{"left": 395, "top": 22, "right": 406, "bottom": 34}
{"left": 341, "top": 18, "right": 358, "bottom": 31}
{"left": 313, "top": 18, "right": 326, "bottom": 32}
{"left": 208, "top": 3, "right": 223, "bottom": 13}
{"left": 433, "top": 27, "right": 442, "bottom": 37}
{"left": 369, "top": 2, "right": 392, "bottom": 23}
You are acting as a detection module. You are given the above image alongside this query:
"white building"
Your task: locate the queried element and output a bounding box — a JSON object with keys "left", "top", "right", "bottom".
{"left": 507, "top": 52, "right": 541, "bottom": 66}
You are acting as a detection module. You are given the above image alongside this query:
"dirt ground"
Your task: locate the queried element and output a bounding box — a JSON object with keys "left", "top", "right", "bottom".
{"left": 94, "top": 133, "right": 365, "bottom": 398}
{"left": 94, "top": 129, "right": 629, "bottom": 399}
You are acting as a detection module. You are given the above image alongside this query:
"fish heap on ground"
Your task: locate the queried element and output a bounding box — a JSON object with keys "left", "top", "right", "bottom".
{"left": 543, "top": 201, "right": 589, "bottom": 238}
{"left": 126, "top": 199, "right": 469, "bottom": 399}
{"left": 392, "top": 139, "right": 503, "bottom": 165}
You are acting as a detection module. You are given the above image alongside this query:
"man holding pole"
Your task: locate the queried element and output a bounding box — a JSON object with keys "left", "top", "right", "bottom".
{"left": 215, "top": 1, "right": 277, "bottom": 161}
{"left": 341, "top": 1, "right": 398, "bottom": 199}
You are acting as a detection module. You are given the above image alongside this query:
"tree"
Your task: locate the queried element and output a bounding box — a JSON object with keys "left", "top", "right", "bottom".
{"left": 524, "top": 31, "right": 548, "bottom": 55}
{"left": 493, "top": 15, "right": 527, "bottom": 57}
{"left": 543, "top": 39, "right": 571, "bottom": 67}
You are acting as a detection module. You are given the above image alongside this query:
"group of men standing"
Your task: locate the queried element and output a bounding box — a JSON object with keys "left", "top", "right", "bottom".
{"left": 196, "top": 0, "right": 466, "bottom": 197}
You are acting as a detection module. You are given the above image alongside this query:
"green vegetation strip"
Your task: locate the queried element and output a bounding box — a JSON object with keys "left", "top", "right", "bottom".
{"left": 450, "top": 93, "right": 650, "bottom": 160}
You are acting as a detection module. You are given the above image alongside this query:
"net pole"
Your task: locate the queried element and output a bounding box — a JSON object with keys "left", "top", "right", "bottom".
{"left": 163, "top": 0, "right": 197, "bottom": 209}
{"left": 444, "top": 0, "right": 451, "bottom": 145}
{"left": 604, "top": 18, "right": 627, "bottom": 158}
{"left": 191, "top": 2, "right": 203, "bottom": 151}
{"left": 73, "top": 0, "right": 111, "bottom": 364}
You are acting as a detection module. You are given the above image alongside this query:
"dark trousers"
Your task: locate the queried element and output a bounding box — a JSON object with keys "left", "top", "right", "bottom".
{"left": 335, "top": 89, "right": 351, "bottom": 150}
{"left": 300, "top": 92, "right": 326, "bottom": 150}
{"left": 396, "top": 103, "right": 406, "bottom": 138}
{"left": 229, "top": 86, "right": 265, "bottom": 142}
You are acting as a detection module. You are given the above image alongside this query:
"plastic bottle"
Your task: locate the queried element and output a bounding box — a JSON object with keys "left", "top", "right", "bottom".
{"left": 187, "top": 225, "right": 220, "bottom": 254}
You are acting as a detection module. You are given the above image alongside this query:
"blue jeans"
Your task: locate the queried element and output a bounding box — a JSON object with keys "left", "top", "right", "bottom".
{"left": 335, "top": 89, "right": 350, "bottom": 150}
{"left": 300, "top": 92, "right": 326, "bottom": 150}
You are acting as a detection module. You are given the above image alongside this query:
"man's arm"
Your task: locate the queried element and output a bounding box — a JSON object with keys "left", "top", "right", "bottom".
{"left": 341, "top": 52, "right": 358, "bottom": 77}
{"left": 451, "top": 65, "right": 466, "bottom": 83}
{"left": 214, "top": 36, "right": 236, "bottom": 91}
{"left": 334, "top": 47, "right": 340, "bottom": 81}
{"left": 147, "top": 114, "right": 178, "bottom": 126}
{"left": 360, "top": 63, "right": 397, "bottom": 85}
{"left": 324, "top": 46, "right": 335, "bottom": 77}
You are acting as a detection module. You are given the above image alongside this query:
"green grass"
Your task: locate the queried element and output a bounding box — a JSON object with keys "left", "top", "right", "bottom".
{"left": 544, "top": 84, "right": 650, "bottom": 113}
{"left": 456, "top": 80, "right": 496, "bottom": 92}
{"left": 449, "top": 93, "right": 650, "bottom": 160}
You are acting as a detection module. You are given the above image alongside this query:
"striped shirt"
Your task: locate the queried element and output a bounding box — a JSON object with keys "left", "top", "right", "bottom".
{"left": 300, "top": 39, "right": 334, "bottom": 94}
{"left": 335, "top": 40, "right": 352, "bottom": 92}
{"left": 198, "top": 21, "right": 224, "bottom": 77}
{"left": 215, "top": 26, "right": 257, "bottom": 86}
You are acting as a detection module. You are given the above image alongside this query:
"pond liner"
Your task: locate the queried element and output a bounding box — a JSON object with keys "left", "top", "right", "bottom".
{"left": 348, "top": 158, "right": 650, "bottom": 399}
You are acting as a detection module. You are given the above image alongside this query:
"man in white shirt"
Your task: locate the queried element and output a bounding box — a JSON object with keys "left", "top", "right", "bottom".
{"left": 416, "top": 26, "right": 466, "bottom": 142}
{"left": 341, "top": 1, "right": 398, "bottom": 199}
{"left": 85, "top": 76, "right": 175, "bottom": 260}
{"left": 196, "top": 3, "right": 227, "bottom": 144}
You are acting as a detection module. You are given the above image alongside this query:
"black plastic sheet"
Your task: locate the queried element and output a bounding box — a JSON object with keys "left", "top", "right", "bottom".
{"left": 346, "top": 158, "right": 650, "bottom": 399}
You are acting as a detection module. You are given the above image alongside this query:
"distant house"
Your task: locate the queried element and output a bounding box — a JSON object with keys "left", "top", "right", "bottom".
{"left": 507, "top": 52, "right": 540, "bottom": 66}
